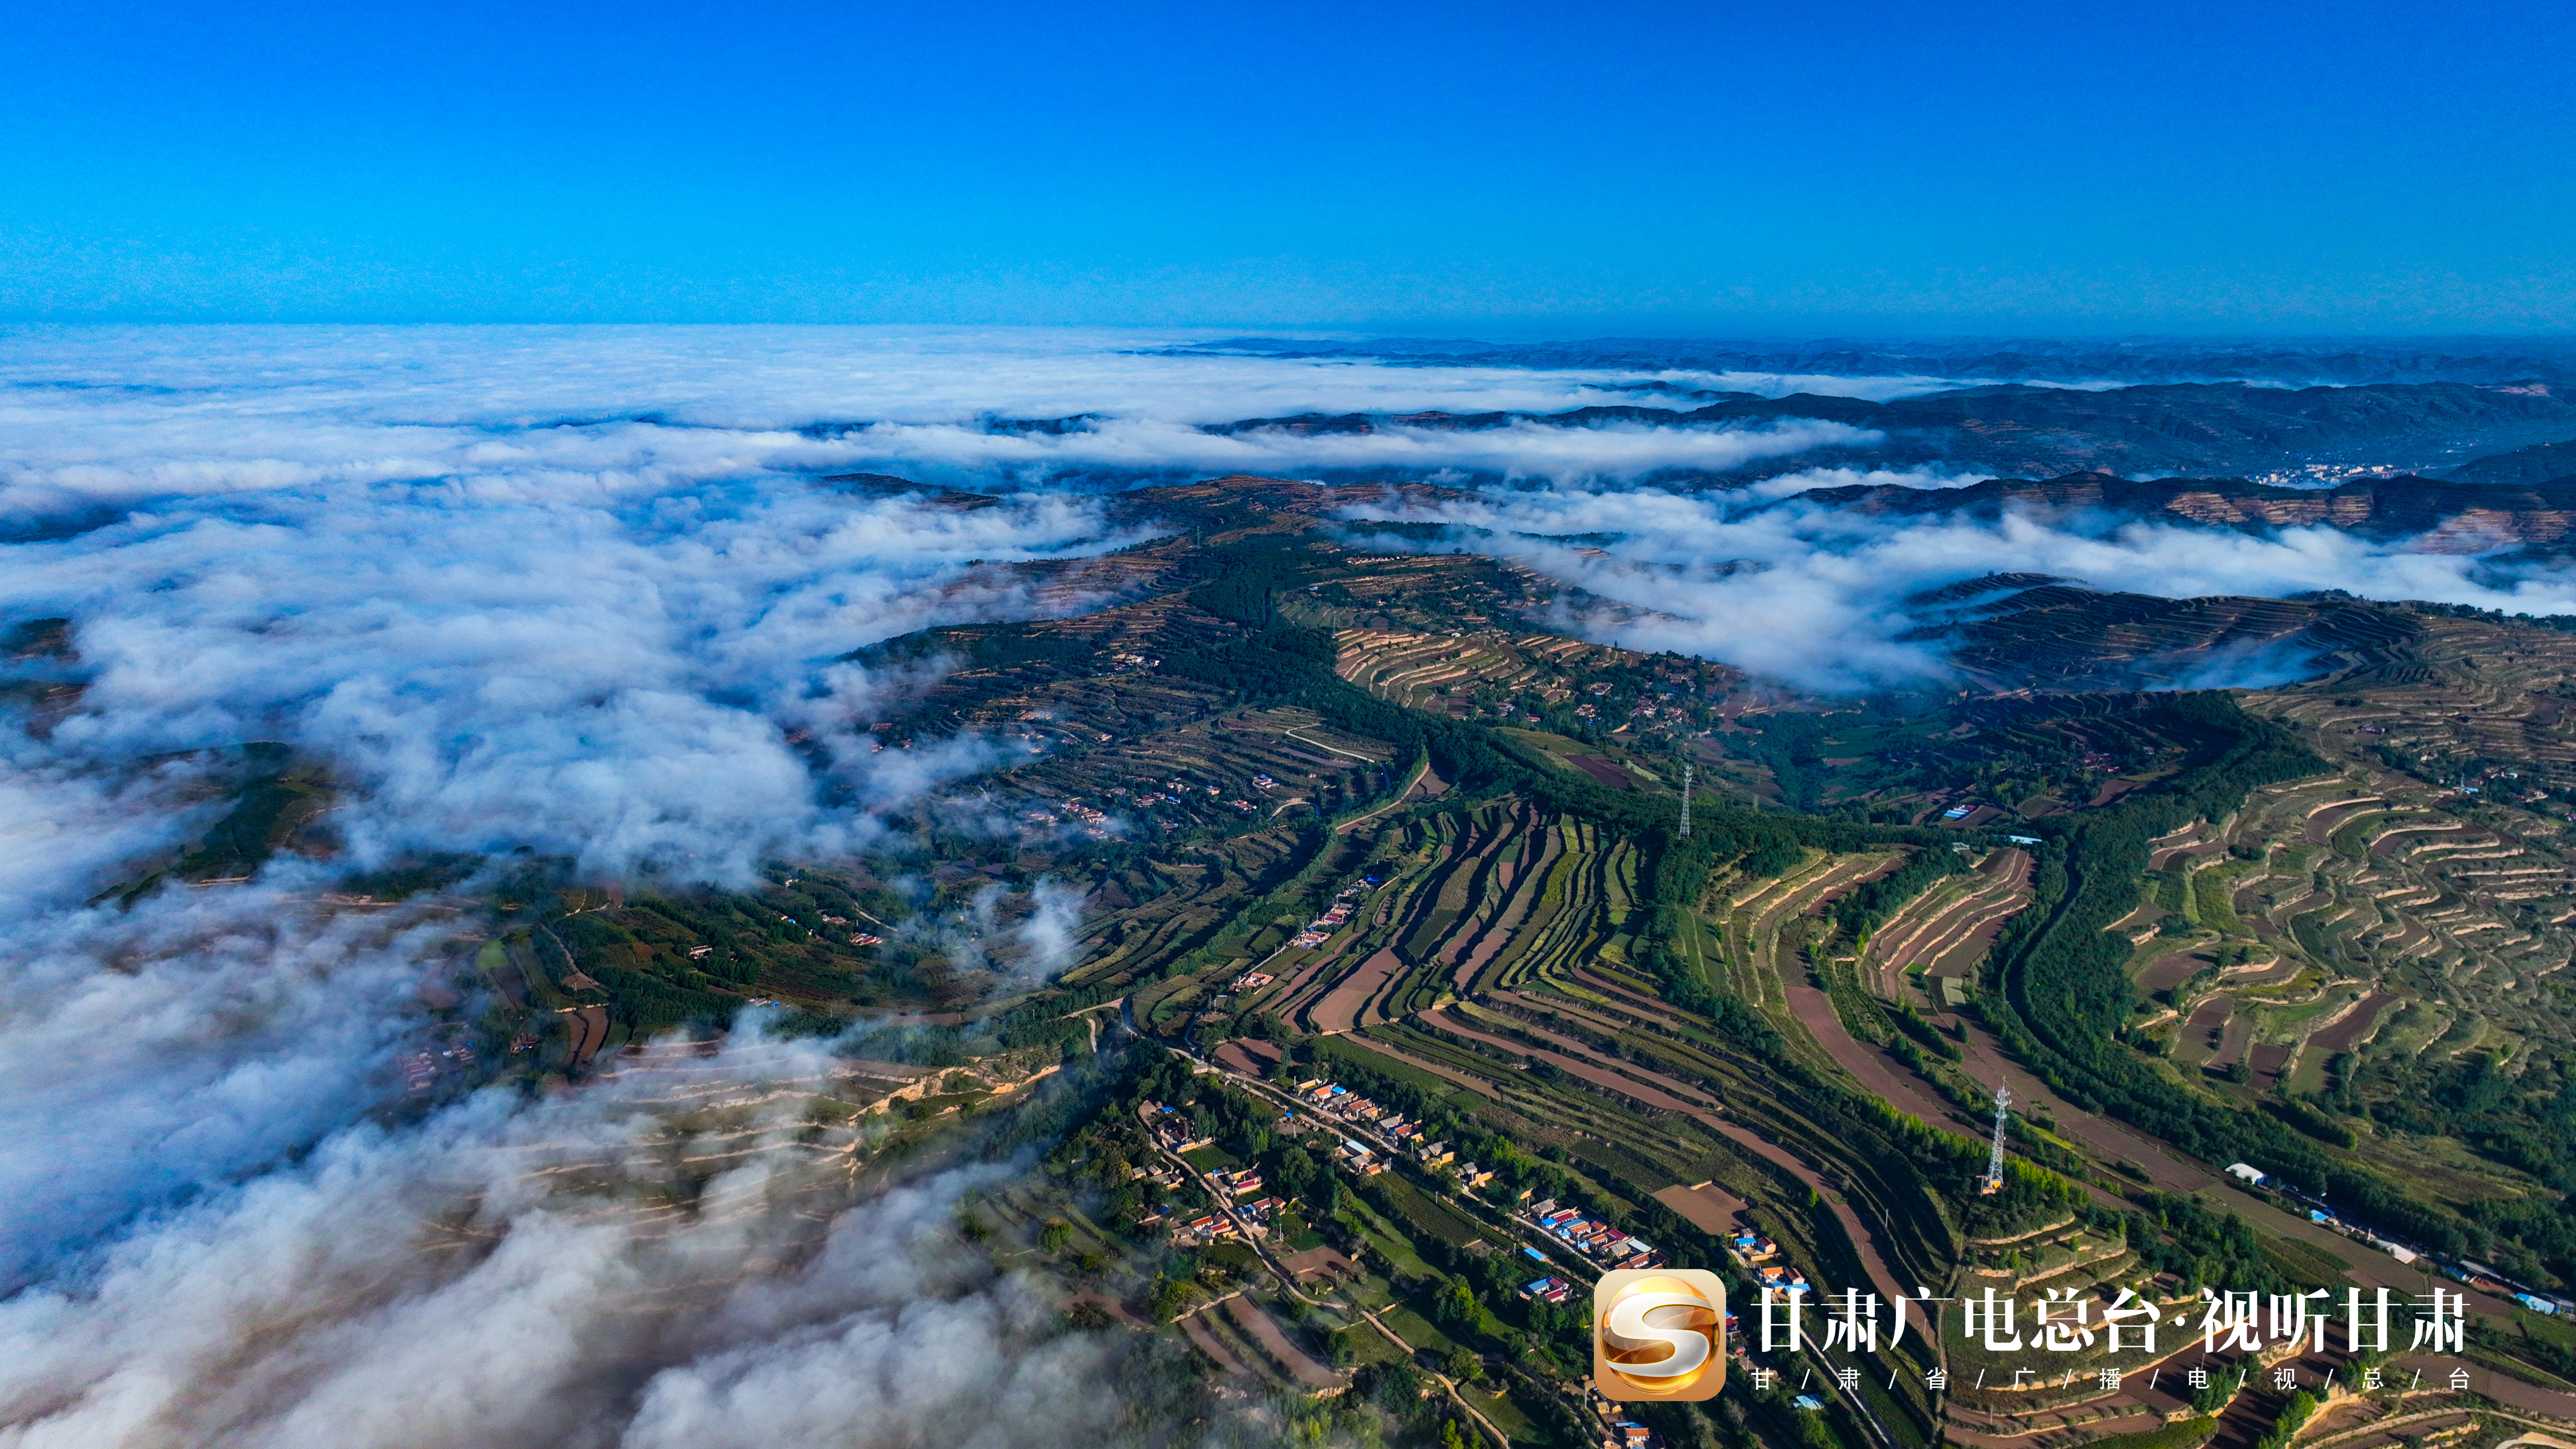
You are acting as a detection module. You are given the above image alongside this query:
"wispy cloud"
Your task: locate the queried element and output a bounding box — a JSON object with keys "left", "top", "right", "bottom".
{"left": 836, "top": 414, "right": 1877, "bottom": 485}
{"left": 0, "top": 1026, "right": 1151, "bottom": 1449}
{"left": 1345, "top": 483, "right": 2576, "bottom": 690}
{"left": 6, "top": 481, "right": 1128, "bottom": 885}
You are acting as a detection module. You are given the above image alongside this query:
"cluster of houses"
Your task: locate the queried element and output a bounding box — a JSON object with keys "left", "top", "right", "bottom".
{"left": 1125, "top": 1131, "right": 1301, "bottom": 1246}
{"left": 1026, "top": 797, "right": 1111, "bottom": 829}
{"left": 1722, "top": 1227, "right": 1812, "bottom": 1293}
{"left": 1529, "top": 1199, "right": 1664, "bottom": 1269}
{"left": 1291, "top": 879, "right": 1380, "bottom": 949}
{"left": 1333, "top": 1138, "right": 1390, "bottom": 1176}
{"left": 1230, "top": 970, "right": 1273, "bottom": 992}
{"left": 1123, "top": 777, "right": 1236, "bottom": 810}
{"left": 400, "top": 1036, "right": 479, "bottom": 1092}
{"left": 1020, "top": 797, "right": 1113, "bottom": 840}
{"left": 1167, "top": 1211, "right": 1238, "bottom": 1247}
{"left": 1130, "top": 1161, "right": 1186, "bottom": 1191}
{"left": 1158, "top": 1196, "right": 1288, "bottom": 1247}
{"left": 1520, "top": 1273, "right": 1575, "bottom": 1305}
{"left": 1293, "top": 1078, "right": 1382, "bottom": 1122}
{"left": 1518, "top": 1247, "right": 1575, "bottom": 1305}
{"left": 1287, "top": 1077, "right": 1499, "bottom": 1186}
{"left": 1146, "top": 1105, "right": 1215, "bottom": 1156}
{"left": 1158, "top": 1197, "right": 1290, "bottom": 1245}
{"left": 1412, "top": 1138, "right": 1493, "bottom": 1186}
{"left": 1291, "top": 1095, "right": 1390, "bottom": 1176}
{"left": 1752, "top": 1262, "right": 1813, "bottom": 1295}
{"left": 1061, "top": 772, "right": 1273, "bottom": 824}
{"left": 1291, "top": 902, "right": 1352, "bottom": 949}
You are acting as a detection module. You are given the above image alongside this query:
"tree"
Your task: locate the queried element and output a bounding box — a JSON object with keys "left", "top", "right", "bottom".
{"left": 1432, "top": 1274, "right": 1480, "bottom": 1329}
{"left": 1147, "top": 1275, "right": 1197, "bottom": 1324}
{"left": 1440, "top": 1347, "right": 1482, "bottom": 1384}
{"left": 1039, "top": 1219, "right": 1074, "bottom": 1255}
{"left": 1270, "top": 1146, "right": 1319, "bottom": 1199}
{"left": 1066, "top": 1299, "right": 1113, "bottom": 1331}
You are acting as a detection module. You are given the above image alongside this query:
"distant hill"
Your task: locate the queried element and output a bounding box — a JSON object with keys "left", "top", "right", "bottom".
{"left": 2438, "top": 437, "right": 2576, "bottom": 485}
{"left": 818, "top": 472, "right": 1001, "bottom": 510}
{"left": 1179, "top": 335, "right": 2576, "bottom": 389}
{"left": 1780, "top": 470, "right": 2576, "bottom": 553}
{"left": 1906, "top": 575, "right": 2420, "bottom": 691}
{"left": 1194, "top": 381, "right": 2576, "bottom": 482}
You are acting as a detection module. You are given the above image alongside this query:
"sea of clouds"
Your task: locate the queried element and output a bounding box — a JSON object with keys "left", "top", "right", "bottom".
{"left": 4, "top": 324, "right": 2573, "bottom": 1447}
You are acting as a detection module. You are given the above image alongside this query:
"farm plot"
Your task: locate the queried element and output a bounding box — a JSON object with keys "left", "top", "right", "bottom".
{"left": 1860, "top": 847, "right": 2033, "bottom": 1000}
{"left": 1293, "top": 802, "right": 1590, "bottom": 1031}
{"left": 1705, "top": 849, "right": 1902, "bottom": 1064}
{"left": 1306, "top": 947, "right": 1406, "bottom": 1034}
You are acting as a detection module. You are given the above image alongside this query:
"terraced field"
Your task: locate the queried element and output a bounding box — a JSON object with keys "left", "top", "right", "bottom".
{"left": 1333, "top": 627, "right": 1609, "bottom": 715}
{"left": 2117, "top": 746, "right": 2576, "bottom": 1134}
{"left": 1862, "top": 847, "right": 2035, "bottom": 1005}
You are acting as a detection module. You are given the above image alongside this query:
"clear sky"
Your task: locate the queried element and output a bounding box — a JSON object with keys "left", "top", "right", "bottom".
{"left": 1, "top": 0, "right": 2568, "bottom": 331}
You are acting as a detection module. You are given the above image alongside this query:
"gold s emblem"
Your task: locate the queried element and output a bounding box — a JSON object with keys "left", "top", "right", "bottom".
{"left": 1593, "top": 1269, "right": 1726, "bottom": 1401}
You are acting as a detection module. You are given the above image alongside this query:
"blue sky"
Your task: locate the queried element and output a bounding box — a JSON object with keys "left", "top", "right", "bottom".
{"left": 1, "top": 0, "right": 2568, "bottom": 330}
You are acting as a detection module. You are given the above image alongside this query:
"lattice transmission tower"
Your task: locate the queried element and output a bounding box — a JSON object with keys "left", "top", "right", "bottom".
{"left": 1980, "top": 1084, "right": 2012, "bottom": 1194}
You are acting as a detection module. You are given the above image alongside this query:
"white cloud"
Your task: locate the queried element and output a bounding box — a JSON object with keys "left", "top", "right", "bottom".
{"left": 4, "top": 479, "right": 1130, "bottom": 884}
{"left": 836, "top": 414, "right": 1877, "bottom": 485}
{"left": 1345, "top": 484, "right": 2576, "bottom": 690}
{"left": 1735, "top": 463, "right": 1992, "bottom": 500}
{"left": 0, "top": 1027, "right": 1143, "bottom": 1449}
{"left": 0, "top": 876, "right": 436, "bottom": 1283}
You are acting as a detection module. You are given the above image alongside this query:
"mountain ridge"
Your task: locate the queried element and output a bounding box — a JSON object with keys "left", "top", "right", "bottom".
{"left": 1781, "top": 469, "right": 2576, "bottom": 552}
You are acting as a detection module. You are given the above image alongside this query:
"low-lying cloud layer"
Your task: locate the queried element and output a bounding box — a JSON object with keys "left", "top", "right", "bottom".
{"left": 0, "top": 334, "right": 1899, "bottom": 531}
{"left": 0, "top": 1027, "right": 1156, "bottom": 1449}
{"left": 1343, "top": 479, "right": 2576, "bottom": 689}
{"left": 838, "top": 414, "right": 1878, "bottom": 487}
{"left": 7, "top": 460, "right": 1125, "bottom": 887}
